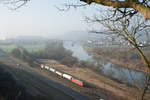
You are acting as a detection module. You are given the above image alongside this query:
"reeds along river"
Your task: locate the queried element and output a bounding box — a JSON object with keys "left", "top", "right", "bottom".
{"left": 63, "top": 41, "right": 147, "bottom": 88}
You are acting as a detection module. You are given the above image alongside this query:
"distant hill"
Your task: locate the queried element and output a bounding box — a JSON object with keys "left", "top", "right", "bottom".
{"left": 56, "top": 30, "right": 104, "bottom": 41}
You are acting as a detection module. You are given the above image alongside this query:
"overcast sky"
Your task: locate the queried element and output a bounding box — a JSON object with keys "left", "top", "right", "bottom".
{"left": 0, "top": 0, "right": 100, "bottom": 38}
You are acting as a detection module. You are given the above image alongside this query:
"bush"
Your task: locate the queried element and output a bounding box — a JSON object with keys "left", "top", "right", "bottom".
{"left": 31, "top": 42, "right": 73, "bottom": 60}
{"left": 105, "top": 69, "right": 114, "bottom": 77}
{"left": 11, "top": 47, "right": 36, "bottom": 67}
{"left": 60, "top": 56, "right": 78, "bottom": 67}
{"left": 31, "top": 41, "right": 78, "bottom": 67}
{"left": 76, "top": 60, "right": 95, "bottom": 68}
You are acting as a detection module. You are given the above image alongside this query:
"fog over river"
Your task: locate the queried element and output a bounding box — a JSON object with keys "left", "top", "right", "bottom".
{"left": 63, "top": 41, "right": 147, "bottom": 88}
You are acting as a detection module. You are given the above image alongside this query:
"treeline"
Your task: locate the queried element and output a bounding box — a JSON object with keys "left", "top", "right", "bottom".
{"left": 11, "top": 42, "right": 96, "bottom": 68}
{"left": 31, "top": 42, "right": 78, "bottom": 67}
{"left": 91, "top": 47, "right": 150, "bottom": 72}
{"left": 11, "top": 42, "right": 78, "bottom": 67}
{"left": 93, "top": 47, "right": 141, "bottom": 60}
{"left": 11, "top": 46, "right": 37, "bottom": 67}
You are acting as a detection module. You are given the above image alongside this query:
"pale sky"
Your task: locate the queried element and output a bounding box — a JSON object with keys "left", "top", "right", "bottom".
{"left": 0, "top": 0, "right": 99, "bottom": 38}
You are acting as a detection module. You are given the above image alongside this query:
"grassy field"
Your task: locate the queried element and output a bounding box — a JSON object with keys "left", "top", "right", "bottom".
{"left": 23, "top": 44, "right": 45, "bottom": 52}
{"left": 0, "top": 44, "right": 45, "bottom": 53}
{"left": 0, "top": 45, "right": 17, "bottom": 53}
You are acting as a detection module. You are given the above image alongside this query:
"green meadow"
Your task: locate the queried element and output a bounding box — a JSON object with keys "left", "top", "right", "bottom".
{"left": 0, "top": 44, "right": 45, "bottom": 53}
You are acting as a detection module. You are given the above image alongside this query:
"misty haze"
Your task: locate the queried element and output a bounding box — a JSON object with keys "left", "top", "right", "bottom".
{"left": 0, "top": 0, "right": 150, "bottom": 100}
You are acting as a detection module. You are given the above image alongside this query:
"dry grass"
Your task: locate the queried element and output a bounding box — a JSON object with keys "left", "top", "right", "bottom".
{"left": 41, "top": 59, "right": 144, "bottom": 100}
{"left": 8, "top": 57, "right": 150, "bottom": 100}
{"left": 84, "top": 46, "right": 149, "bottom": 73}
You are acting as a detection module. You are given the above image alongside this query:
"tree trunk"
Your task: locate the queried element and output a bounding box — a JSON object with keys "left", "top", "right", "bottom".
{"left": 135, "top": 46, "right": 150, "bottom": 73}
{"left": 134, "top": 46, "right": 150, "bottom": 100}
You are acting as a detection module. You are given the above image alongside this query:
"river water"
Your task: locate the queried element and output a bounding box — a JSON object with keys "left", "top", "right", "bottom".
{"left": 63, "top": 41, "right": 146, "bottom": 87}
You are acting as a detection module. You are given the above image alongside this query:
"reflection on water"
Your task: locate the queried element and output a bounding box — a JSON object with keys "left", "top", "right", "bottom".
{"left": 98, "top": 61, "right": 146, "bottom": 87}
{"left": 63, "top": 41, "right": 146, "bottom": 87}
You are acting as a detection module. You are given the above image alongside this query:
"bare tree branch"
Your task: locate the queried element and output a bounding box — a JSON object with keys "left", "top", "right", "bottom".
{"left": 2, "top": 0, "right": 29, "bottom": 10}
{"left": 80, "top": 0, "right": 150, "bottom": 19}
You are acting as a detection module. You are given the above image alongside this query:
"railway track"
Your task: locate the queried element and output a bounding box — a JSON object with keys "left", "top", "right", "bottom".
{"left": 0, "top": 49, "right": 94, "bottom": 100}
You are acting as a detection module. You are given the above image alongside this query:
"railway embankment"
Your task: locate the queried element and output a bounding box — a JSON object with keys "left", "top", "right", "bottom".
{"left": 9, "top": 55, "right": 150, "bottom": 100}
{"left": 0, "top": 63, "right": 52, "bottom": 100}
{"left": 37, "top": 59, "right": 143, "bottom": 100}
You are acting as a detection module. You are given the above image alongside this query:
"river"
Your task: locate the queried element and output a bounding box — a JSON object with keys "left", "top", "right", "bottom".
{"left": 63, "top": 41, "right": 146, "bottom": 88}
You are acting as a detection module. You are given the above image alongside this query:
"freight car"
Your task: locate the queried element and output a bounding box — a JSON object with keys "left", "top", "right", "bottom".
{"left": 62, "top": 73, "right": 72, "bottom": 80}
{"left": 55, "top": 71, "right": 63, "bottom": 76}
{"left": 71, "top": 78, "right": 84, "bottom": 86}
{"left": 41, "top": 64, "right": 84, "bottom": 86}
{"left": 44, "top": 65, "right": 50, "bottom": 70}
{"left": 49, "top": 68, "right": 56, "bottom": 72}
{"left": 40, "top": 64, "right": 44, "bottom": 68}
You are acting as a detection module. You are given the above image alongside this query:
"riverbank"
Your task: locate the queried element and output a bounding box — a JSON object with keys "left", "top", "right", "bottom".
{"left": 39, "top": 59, "right": 147, "bottom": 100}
{"left": 11, "top": 57, "right": 128, "bottom": 100}
{"left": 9, "top": 55, "right": 150, "bottom": 100}
{"left": 83, "top": 46, "right": 149, "bottom": 73}
{"left": 7, "top": 42, "right": 150, "bottom": 100}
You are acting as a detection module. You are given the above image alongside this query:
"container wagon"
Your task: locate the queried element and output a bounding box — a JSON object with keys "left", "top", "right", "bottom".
{"left": 49, "top": 68, "right": 56, "bottom": 72}
{"left": 55, "top": 71, "right": 63, "bottom": 76}
{"left": 44, "top": 65, "right": 50, "bottom": 70}
{"left": 62, "top": 74, "right": 72, "bottom": 80}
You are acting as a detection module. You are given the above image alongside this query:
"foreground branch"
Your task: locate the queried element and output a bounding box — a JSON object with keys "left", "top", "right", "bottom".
{"left": 80, "top": 0, "right": 150, "bottom": 19}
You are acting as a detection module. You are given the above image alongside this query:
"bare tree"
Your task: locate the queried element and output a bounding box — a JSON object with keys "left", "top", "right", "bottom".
{"left": 2, "top": 0, "right": 150, "bottom": 19}
{"left": 1, "top": 0, "right": 150, "bottom": 99}
{"left": 85, "top": 7, "right": 150, "bottom": 99}
{"left": 80, "top": 0, "right": 150, "bottom": 19}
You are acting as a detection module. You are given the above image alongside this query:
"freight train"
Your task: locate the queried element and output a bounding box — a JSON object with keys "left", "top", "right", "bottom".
{"left": 40, "top": 64, "right": 84, "bottom": 86}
